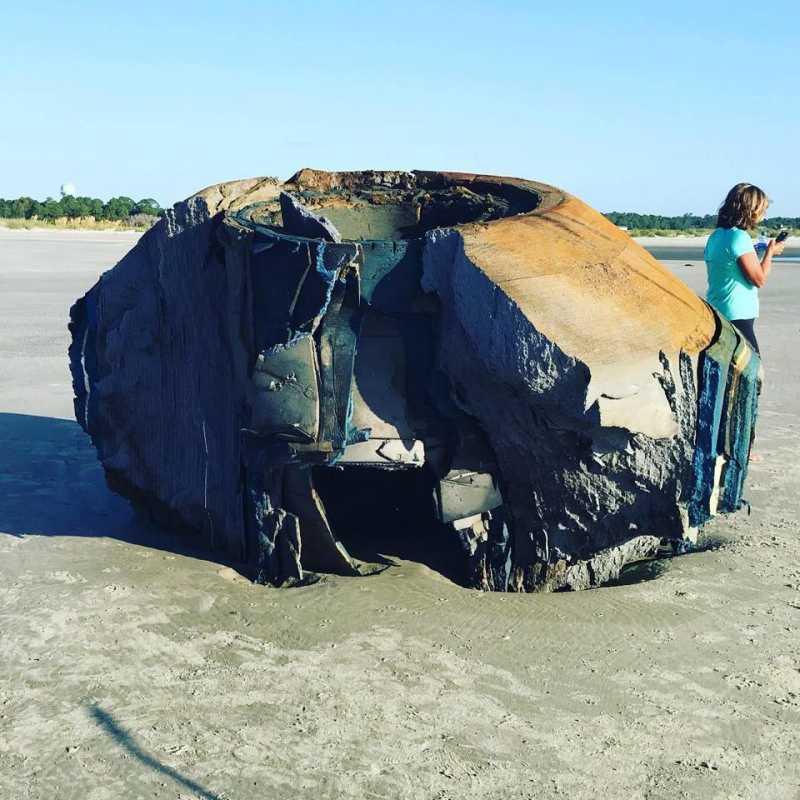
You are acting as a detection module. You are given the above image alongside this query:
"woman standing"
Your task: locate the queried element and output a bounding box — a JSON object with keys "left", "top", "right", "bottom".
{"left": 704, "top": 182, "right": 785, "bottom": 353}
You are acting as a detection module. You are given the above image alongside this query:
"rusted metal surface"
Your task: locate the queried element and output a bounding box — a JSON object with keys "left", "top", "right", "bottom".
{"left": 68, "top": 170, "right": 758, "bottom": 591}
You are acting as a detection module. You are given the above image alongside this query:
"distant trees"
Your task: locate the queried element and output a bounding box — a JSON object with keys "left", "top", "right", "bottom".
{"left": 132, "top": 198, "right": 160, "bottom": 216}
{"left": 604, "top": 211, "right": 799, "bottom": 232}
{"left": 760, "top": 215, "right": 800, "bottom": 231}
{"left": 1, "top": 195, "right": 795, "bottom": 232}
{"left": 103, "top": 196, "right": 135, "bottom": 219}
{"left": 0, "top": 194, "right": 163, "bottom": 221}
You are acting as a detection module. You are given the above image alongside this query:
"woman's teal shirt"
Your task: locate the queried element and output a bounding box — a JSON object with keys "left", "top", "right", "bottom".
{"left": 704, "top": 227, "right": 758, "bottom": 320}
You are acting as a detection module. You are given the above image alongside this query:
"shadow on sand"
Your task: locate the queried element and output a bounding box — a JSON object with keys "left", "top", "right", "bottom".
{"left": 1, "top": 413, "right": 727, "bottom": 590}
{"left": 0, "top": 412, "right": 466, "bottom": 583}
{"left": 0, "top": 412, "right": 237, "bottom": 567}
{"left": 88, "top": 705, "right": 223, "bottom": 800}
{"left": 604, "top": 533, "right": 731, "bottom": 589}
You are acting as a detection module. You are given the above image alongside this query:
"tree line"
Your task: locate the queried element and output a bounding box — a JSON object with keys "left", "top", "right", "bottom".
{"left": 1, "top": 195, "right": 796, "bottom": 231}
{"left": 604, "top": 211, "right": 800, "bottom": 231}
{"left": 0, "top": 195, "right": 161, "bottom": 221}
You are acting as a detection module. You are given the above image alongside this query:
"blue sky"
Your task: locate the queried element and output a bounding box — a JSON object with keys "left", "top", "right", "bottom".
{"left": 1, "top": 0, "right": 798, "bottom": 214}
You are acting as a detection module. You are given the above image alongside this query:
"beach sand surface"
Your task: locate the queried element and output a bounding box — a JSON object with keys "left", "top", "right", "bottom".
{"left": 1, "top": 228, "right": 799, "bottom": 800}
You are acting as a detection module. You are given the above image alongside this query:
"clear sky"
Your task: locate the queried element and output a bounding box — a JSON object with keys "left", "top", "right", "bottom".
{"left": 2, "top": 0, "right": 798, "bottom": 215}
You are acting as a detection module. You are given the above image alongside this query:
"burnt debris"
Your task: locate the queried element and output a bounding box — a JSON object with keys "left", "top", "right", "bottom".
{"left": 68, "top": 169, "right": 761, "bottom": 590}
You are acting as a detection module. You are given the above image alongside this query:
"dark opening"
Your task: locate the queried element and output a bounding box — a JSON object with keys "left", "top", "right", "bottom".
{"left": 312, "top": 465, "right": 469, "bottom": 585}
{"left": 237, "top": 178, "right": 543, "bottom": 243}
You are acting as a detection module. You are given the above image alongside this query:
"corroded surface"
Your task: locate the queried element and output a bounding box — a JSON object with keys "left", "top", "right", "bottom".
{"left": 68, "top": 169, "right": 758, "bottom": 591}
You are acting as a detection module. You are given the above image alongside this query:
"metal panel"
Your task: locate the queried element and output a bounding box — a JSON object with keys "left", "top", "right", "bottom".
{"left": 251, "top": 334, "right": 320, "bottom": 441}
{"left": 433, "top": 470, "right": 503, "bottom": 524}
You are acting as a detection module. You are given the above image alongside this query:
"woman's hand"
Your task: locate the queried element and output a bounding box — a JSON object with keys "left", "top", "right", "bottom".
{"left": 739, "top": 238, "right": 781, "bottom": 287}
{"left": 768, "top": 239, "right": 786, "bottom": 257}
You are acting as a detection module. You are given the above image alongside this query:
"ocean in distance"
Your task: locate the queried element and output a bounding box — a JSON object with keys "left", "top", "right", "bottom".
{"left": 644, "top": 245, "right": 800, "bottom": 264}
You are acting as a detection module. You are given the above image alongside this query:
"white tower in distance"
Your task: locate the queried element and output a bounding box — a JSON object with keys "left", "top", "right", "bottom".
{"left": 60, "top": 182, "right": 77, "bottom": 197}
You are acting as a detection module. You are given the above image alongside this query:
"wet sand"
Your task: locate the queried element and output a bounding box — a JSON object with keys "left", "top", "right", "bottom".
{"left": 636, "top": 236, "right": 800, "bottom": 269}
{"left": 1, "top": 228, "right": 799, "bottom": 799}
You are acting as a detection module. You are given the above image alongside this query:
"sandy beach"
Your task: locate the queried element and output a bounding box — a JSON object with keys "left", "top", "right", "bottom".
{"left": 1, "top": 227, "right": 799, "bottom": 800}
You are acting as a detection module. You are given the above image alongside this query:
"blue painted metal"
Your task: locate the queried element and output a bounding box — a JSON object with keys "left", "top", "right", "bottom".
{"left": 688, "top": 311, "right": 760, "bottom": 526}
{"left": 719, "top": 335, "right": 760, "bottom": 513}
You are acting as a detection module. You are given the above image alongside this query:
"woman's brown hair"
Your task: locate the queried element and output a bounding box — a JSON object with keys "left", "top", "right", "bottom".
{"left": 717, "top": 183, "right": 769, "bottom": 230}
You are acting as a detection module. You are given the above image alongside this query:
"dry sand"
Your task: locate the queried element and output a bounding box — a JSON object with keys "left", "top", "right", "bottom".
{"left": 1, "top": 228, "right": 799, "bottom": 800}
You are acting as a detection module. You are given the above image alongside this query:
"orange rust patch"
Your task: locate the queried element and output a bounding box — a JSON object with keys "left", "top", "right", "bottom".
{"left": 459, "top": 195, "right": 714, "bottom": 366}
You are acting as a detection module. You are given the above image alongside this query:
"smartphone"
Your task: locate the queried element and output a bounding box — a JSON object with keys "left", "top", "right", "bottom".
{"left": 776, "top": 230, "right": 789, "bottom": 243}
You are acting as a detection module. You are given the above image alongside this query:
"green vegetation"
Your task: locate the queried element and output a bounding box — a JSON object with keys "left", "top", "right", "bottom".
{"left": 604, "top": 212, "right": 800, "bottom": 238}
{"left": 0, "top": 194, "right": 162, "bottom": 227}
{"left": 2, "top": 196, "right": 797, "bottom": 237}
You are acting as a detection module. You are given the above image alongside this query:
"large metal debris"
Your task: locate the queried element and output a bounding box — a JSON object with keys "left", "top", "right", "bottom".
{"left": 68, "top": 169, "right": 761, "bottom": 590}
